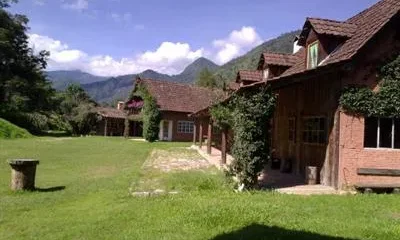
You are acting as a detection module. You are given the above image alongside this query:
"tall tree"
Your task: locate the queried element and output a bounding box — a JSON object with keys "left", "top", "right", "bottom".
{"left": 195, "top": 68, "right": 218, "bottom": 88}
{"left": 0, "top": 0, "right": 53, "bottom": 116}
{"left": 59, "top": 84, "right": 98, "bottom": 135}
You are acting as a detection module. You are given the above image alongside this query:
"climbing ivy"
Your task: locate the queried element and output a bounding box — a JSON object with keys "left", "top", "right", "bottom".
{"left": 133, "top": 83, "right": 161, "bottom": 142}
{"left": 229, "top": 86, "right": 276, "bottom": 190}
{"left": 340, "top": 55, "right": 400, "bottom": 117}
{"left": 210, "top": 103, "right": 233, "bottom": 131}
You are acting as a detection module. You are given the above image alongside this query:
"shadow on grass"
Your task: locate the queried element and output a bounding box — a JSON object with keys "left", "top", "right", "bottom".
{"left": 210, "top": 224, "right": 358, "bottom": 240}
{"left": 34, "top": 186, "right": 66, "bottom": 192}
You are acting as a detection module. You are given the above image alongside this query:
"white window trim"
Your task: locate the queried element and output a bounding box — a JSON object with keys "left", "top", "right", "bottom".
{"left": 307, "top": 41, "right": 319, "bottom": 69}
{"left": 263, "top": 68, "right": 269, "bottom": 80}
{"left": 369, "top": 118, "right": 398, "bottom": 149}
{"left": 177, "top": 121, "right": 194, "bottom": 134}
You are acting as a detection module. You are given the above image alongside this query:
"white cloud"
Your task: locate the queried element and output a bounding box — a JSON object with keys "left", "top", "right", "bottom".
{"left": 33, "top": 0, "right": 45, "bottom": 6}
{"left": 27, "top": 26, "right": 263, "bottom": 76}
{"left": 212, "top": 26, "right": 262, "bottom": 64}
{"left": 28, "top": 34, "right": 204, "bottom": 76}
{"left": 62, "top": 0, "right": 89, "bottom": 11}
{"left": 110, "top": 12, "right": 132, "bottom": 23}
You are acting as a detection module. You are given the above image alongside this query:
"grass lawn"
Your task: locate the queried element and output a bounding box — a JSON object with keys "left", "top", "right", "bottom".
{"left": 0, "top": 137, "right": 399, "bottom": 240}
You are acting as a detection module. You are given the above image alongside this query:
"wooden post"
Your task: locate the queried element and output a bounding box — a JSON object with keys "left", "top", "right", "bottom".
{"left": 193, "top": 122, "right": 197, "bottom": 145}
{"left": 221, "top": 129, "right": 227, "bottom": 164}
{"left": 104, "top": 118, "right": 108, "bottom": 137}
{"left": 123, "top": 118, "right": 129, "bottom": 138}
{"left": 207, "top": 120, "right": 212, "bottom": 154}
{"left": 199, "top": 121, "right": 203, "bottom": 148}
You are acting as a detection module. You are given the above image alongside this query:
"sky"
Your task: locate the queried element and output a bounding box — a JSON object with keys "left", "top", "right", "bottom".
{"left": 9, "top": 0, "right": 379, "bottom": 77}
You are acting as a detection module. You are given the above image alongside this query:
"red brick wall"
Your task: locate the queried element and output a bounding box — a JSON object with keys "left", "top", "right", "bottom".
{"left": 161, "top": 111, "right": 195, "bottom": 141}
{"left": 338, "top": 113, "right": 400, "bottom": 188}
{"left": 338, "top": 16, "right": 400, "bottom": 189}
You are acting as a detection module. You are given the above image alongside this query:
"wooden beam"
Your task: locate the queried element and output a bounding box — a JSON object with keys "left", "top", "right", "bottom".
{"left": 199, "top": 121, "right": 203, "bottom": 148}
{"left": 355, "top": 183, "right": 400, "bottom": 188}
{"left": 123, "top": 118, "right": 129, "bottom": 138}
{"left": 207, "top": 120, "right": 212, "bottom": 154}
{"left": 104, "top": 118, "right": 108, "bottom": 137}
{"left": 357, "top": 168, "right": 400, "bottom": 176}
{"left": 221, "top": 129, "right": 227, "bottom": 164}
{"left": 193, "top": 123, "right": 197, "bottom": 145}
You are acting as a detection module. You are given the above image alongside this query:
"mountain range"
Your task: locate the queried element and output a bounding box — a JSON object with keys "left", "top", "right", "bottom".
{"left": 47, "top": 30, "right": 300, "bottom": 104}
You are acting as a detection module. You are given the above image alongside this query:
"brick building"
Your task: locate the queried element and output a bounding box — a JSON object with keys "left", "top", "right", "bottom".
{"left": 128, "top": 78, "right": 221, "bottom": 142}
{"left": 194, "top": 0, "right": 400, "bottom": 189}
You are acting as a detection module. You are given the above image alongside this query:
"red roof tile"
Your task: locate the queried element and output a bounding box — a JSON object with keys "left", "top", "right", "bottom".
{"left": 275, "top": 0, "right": 400, "bottom": 80}
{"left": 137, "top": 78, "right": 223, "bottom": 113}
{"left": 306, "top": 18, "right": 357, "bottom": 38}
{"left": 260, "top": 52, "right": 300, "bottom": 68}
{"left": 237, "top": 70, "right": 263, "bottom": 82}
{"left": 228, "top": 82, "right": 240, "bottom": 91}
{"left": 97, "top": 107, "right": 127, "bottom": 119}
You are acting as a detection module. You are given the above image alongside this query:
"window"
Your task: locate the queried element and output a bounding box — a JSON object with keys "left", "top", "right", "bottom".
{"left": 364, "top": 117, "right": 400, "bottom": 149}
{"left": 263, "top": 69, "right": 269, "bottom": 80}
{"left": 177, "top": 121, "right": 194, "bottom": 134}
{"left": 288, "top": 117, "right": 296, "bottom": 142}
{"left": 307, "top": 41, "right": 319, "bottom": 69}
{"left": 303, "top": 117, "right": 326, "bottom": 144}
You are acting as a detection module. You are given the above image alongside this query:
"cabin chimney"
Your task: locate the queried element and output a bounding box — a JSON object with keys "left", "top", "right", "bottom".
{"left": 293, "top": 35, "right": 302, "bottom": 54}
{"left": 117, "top": 101, "right": 125, "bottom": 110}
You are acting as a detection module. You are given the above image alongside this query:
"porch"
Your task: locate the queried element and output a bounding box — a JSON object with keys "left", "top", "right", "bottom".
{"left": 193, "top": 138, "right": 337, "bottom": 195}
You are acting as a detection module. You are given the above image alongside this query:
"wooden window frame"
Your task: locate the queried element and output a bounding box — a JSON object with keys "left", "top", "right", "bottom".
{"left": 302, "top": 116, "right": 326, "bottom": 145}
{"left": 307, "top": 41, "right": 319, "bottom": 69}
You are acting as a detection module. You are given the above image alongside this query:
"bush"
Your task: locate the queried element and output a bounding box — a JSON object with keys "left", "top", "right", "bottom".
{"left": 339, "top": 54, "right": 400, "bottom": 117}
{"left": 142, "top": 94, "right": 161, "bottom": 142}
{"left": 230, "top": 86, "right": 276, "bottom": 189}
{"left": 0, "top": 118, "right": 32, "bottom": 139}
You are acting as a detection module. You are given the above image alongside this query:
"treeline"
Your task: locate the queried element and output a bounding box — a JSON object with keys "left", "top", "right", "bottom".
{"left": 0, "top": 0, "right": 97, "bottom": 135}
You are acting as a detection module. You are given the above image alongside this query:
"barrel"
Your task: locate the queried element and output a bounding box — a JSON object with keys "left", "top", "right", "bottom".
{"left": 306, "top": 166, "right": 318, "bottom": 185}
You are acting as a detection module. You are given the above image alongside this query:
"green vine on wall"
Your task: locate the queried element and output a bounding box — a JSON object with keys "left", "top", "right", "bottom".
{"left": 211, "top": 86, "right": 276, "bottom": 190}
{"left": 131, "top": 83, "right": 161, "bottom": 142}
{"left": 339, "top": 55, "right": 400, "bottom": 117}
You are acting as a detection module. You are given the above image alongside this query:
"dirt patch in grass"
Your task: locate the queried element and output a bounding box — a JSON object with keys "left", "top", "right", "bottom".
{"left": 142, "top": 147, "right": 211, "bottom": 172}
{"left": 131, "top": 147, "right": 222, "bottom": 193}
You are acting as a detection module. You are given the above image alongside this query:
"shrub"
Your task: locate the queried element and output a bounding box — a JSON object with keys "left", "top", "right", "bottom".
{"left": 0, "top": 118, "right": 32, "bottom": 139}
{"left": 142, "top": 94, "right": 161, "bottom": 142}
{"left": 229, "top": 86, "right": 276, "bottom": 189}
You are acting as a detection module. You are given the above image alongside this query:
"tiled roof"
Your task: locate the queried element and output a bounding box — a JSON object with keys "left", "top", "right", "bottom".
{"left": 273, "top": 0, "right": 400, "bottom": 80}
{"left": 97, "top": 107, "right": 127, "bottom": 119}
{"left": 326, "top": 0, "right": 399, "bottom": 65}
{"left": 137, "top": 78, "right": 223, "bottom": 113}
{"left": 306, "top": 18, "right": 357, "bottom": 38}
{"left": 228, "top": 82, "right": 240, "bottom": 91}
{"left": 261, "top": 52, "right": 299, "bottom": 67}
{"left": 237, "top": 70, "right": 263, "bottom": 82}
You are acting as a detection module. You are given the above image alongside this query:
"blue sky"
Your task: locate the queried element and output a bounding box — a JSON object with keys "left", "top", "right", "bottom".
{"left": 10, "top": 0, "right": 379, "bottom": 76}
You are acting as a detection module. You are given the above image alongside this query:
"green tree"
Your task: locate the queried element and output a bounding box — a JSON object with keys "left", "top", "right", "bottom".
{"left": 142, "top": 92, "right": 161, "bottom": 142}
{"left": 195, "top": 68, "right": 217, "bottom": 88}
{"left": 0, "top": 0, "right": 55, "bottom": 132}
{"left": 59, "top": 84, "right": 98, "bottom": 135}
